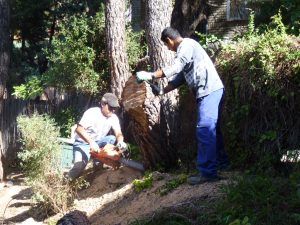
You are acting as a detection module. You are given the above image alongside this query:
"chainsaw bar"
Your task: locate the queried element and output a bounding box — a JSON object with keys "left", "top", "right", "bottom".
{"left": 119, "top": 158, "right": 145, "bottom": 172}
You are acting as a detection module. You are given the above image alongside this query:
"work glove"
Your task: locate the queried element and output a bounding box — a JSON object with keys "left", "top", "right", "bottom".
{"left": 90, "top": 141, "right": 100, "bottom": 152}
{"left": 117, "top": 141, "right": 130, "bottom": 158}
{"left": 116, "top": 141, "right": 127, "bottom": 150}
{"left": 136, "top": 71, "right": 153, "bottom": 83}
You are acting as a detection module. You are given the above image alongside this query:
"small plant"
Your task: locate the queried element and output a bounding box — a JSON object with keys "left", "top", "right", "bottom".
{"left": 17, "top": 114, "right": 76, "bottom": 213}
{"left": 159, "top": 174, "right": 187, "bottom": 196}
{"left": 133, "top": 172, "right": 153, "bottom": 192}
{"left": 229, "top": 216, "right": 252, "bottom": 225}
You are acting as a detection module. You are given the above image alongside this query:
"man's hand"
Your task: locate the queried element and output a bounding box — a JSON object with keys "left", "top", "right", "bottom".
{"left": 136, "top": 71, "right": 153, "bottom": 83}
{"left": 116, "top": 141, "right": 127, "bottom": 150}
{"left": 90, "top": 141, "right": 100, "bottom": 152}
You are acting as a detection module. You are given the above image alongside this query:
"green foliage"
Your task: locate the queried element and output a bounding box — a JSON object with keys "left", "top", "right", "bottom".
{"left": 126, "top": 143, "right": 143, "bottom": 161}
{"left": 228, "top": 217, "right": 251, "bottom": 225}
{"left": 43, "top": 14, "right": 103, "bottom": 94}
{"left": 213, "top": 174, "right": 300, "bottom": 225}
{"left": 12, "top": 76, "right": 44, "bottom": 99}
{"left": 126, "top": 26, "right": 146, "bottom": 70}
{"left": 196, "top": 32, "right": 220, "bottom": 49}
{"left": 133, "top": 172, "right": 153, "bottom": 192}
{"left": 218, "top": 12, "right": 300, "bottom": 169}
{"left": 17, "top": 114, "right": 62, "bottom": 177}
{"left": 159, "top": 174, "right": 187, "bottom": 196}
{"left": 131, "top": 217, "right": 190, "bottom": 225}
{"left": 51, "top": 106, "right": 81, "bottom": 137}
{"left": 249, "top": 0, "right": 300, "bottom": 36}
{"left": 17, "top": 114, "right": 74, "bottom": 213}
{"left": 9, "top": 0, "right": 93, "bottom": 93}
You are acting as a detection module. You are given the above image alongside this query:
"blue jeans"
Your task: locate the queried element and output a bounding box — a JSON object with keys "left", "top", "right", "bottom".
{"left": 68, "top": 135, "right": 116, "bottom": 179}
{"left": 196, "top": 88, "right": 228, "bottom": 177}
{"left": 73, "top": 135, "right": 116, "bottom": 164}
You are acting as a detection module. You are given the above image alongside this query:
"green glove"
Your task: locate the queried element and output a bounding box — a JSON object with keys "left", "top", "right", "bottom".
{"left": 136, "top": 71, "right": 153, "bottom": 83}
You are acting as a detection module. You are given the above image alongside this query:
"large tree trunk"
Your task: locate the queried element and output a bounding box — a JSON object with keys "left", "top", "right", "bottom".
{"left": 0, "top": 0, "right": 10, "bottom": 182}
{"left": 105, "top": 0, "right": 130, "bottom": 99}
{"left": 171, "top": 0, "right": 208, "bottom": 37}
{"left": 123, "top": 0, "right": 179, "bottom": 169}
{"left": 0, "top": 0, "right": 10, "bottom": 100}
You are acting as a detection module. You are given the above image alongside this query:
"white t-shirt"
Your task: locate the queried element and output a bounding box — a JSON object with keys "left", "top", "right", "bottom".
{"left": 75, "top": 107, "right": 121, "bottom": 143}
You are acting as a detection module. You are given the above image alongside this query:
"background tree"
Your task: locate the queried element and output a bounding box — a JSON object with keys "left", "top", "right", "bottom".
{"left": 171, "top": 0, "right": 208, "bottom": 37}
{"left": 105, "top": 0, "right": 130, "bottom": 99}
{"left": 0, "top": 0, "right": 10, "bottom": 182}
{"left": 0, "top": 0, "right": 10, "bottom": 99}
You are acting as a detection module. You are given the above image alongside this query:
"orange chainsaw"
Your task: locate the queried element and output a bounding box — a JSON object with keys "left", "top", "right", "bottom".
{"left": 89, "top": 143, "right": 144, "bottom": 172}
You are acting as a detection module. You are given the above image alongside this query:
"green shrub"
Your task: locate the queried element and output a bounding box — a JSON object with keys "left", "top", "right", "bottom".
{"left": 52, "top": 106, "right": 81, "bottom": 138}
{"left": 217, "top": 12, "right": 300, "bottom": 169}
{"left": 17, "top": 114, "right": 74, "bottom": 213}
{"left": 214, "top": 174, "right": 300, "bottom": 225}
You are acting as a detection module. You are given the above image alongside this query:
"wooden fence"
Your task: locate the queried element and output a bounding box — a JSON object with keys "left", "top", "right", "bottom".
{"left": 0, "top": 91, "right": 91, "bottom": 167}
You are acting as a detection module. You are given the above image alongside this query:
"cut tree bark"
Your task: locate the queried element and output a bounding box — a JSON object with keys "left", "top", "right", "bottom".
{"left": 122, "top": 76, "right": 176, "bottom": 169}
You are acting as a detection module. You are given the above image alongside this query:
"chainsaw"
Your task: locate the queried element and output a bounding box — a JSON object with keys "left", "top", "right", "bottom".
{"left": 89, "top": 144, "right": 145, "bottom": 172}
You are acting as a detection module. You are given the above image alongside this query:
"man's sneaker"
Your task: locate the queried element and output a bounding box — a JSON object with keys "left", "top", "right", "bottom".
{"left": 187, "top": 174, "right": 221, "bottom": 185}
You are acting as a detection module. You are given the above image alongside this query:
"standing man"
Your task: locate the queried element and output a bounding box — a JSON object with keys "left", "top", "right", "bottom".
{"left": 68, "top": 93, "right": 127, "bottom": 179}
{"left": 136, "top": 27, "right": 229, "bottom": 184}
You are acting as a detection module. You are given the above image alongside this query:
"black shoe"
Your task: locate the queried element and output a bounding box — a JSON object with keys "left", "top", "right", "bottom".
{"left": 187, "top": 174, "right": 221, "bottom": 185}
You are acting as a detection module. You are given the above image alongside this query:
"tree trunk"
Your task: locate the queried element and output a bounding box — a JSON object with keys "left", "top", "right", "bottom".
{"left": 0, "top": 0, "right": 10, "bottom": 100}
{"left": 0, "top": 0, "right": 10, "bottom": 182}
{"left": 171, "top": 0, "right": 208, "bottom": 37}
{"left": 123, "top": 0, "right": 180, "bottom": 169}
{"left": 105, "top": 0, "right": 130, "bottom": 99}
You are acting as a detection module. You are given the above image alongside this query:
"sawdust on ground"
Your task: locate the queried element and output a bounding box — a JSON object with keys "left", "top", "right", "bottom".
{"left": 0, "top": 166, "right": 231, "bottom": 225}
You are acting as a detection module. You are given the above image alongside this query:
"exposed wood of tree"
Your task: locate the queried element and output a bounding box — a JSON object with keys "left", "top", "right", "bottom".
{"left": 105, "top": 0, "right": 130, "bottom": 99}
{"left": 0, "top": 0, "right": 10, "bottom": 181}
{"left": 123, "top": 0, "right": 179, "bottom": 169}
{"left": 171, "top": 0, "right": 208, "bottom": 37}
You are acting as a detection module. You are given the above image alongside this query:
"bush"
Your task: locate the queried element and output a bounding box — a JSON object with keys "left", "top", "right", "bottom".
{"left": 217, "top": 12, "right": 300, "bottom": 170}
{"left": 214, "top": 174, "right": 300, "bottom": 225}
{"left": 17, "top": 114, "right": 74, "bottom": 213}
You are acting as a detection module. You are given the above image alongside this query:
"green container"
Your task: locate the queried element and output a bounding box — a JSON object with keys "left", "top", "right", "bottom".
{"left": 60, "top": 143, "right": 74, "bottom": 169}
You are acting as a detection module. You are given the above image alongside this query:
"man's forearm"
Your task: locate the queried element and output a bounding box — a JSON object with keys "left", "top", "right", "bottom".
{"left": 164, "top": 83, "right": 176, "bottom": 94}
{"left": 75, "top": 125, "right": 93, "bottom": 144}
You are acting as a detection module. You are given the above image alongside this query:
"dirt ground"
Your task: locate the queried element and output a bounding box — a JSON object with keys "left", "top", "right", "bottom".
{"left": 0, "top": 166, "right": 231, "bottom": 225}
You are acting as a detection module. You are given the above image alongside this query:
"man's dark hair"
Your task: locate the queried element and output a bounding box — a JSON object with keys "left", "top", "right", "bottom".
{"left": 161, "top": 27, "right": 181, "bottom": 43}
